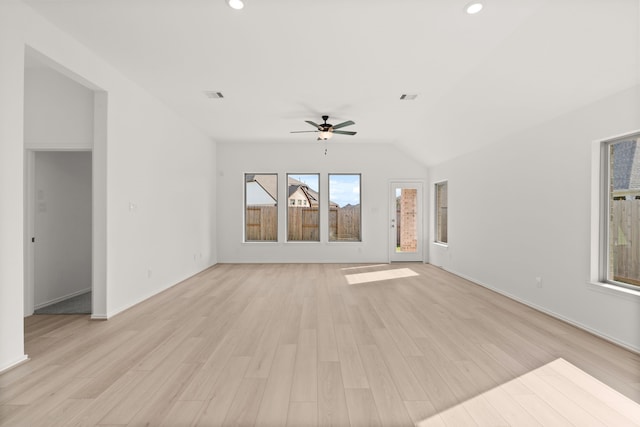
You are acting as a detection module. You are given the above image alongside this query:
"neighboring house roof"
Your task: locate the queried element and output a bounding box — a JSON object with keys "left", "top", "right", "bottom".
{"left": 248, "top": 174, "right": 341, "bottom": 207}
{"left": 247, "top": 174, "right": 278, "bottom": 201}
{"left": 288, "top": 178, "right": 319, "bottom": 207}
{"left": 613, "top": 139, "right": 640, "bottom": 192}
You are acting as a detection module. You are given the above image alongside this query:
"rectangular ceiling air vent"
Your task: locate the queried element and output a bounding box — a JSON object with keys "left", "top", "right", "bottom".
{"left": 204, "top": 91, "right": 224, "bottom": 99}
{"left": 400, "top": 94, "right": 418, "bottom": 100}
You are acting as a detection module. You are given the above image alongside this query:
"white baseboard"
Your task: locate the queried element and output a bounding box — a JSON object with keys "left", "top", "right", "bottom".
{"left": 0, "top": 355, "right": 29, "bottom": 374}
{"left": 441, "top": 267, "right": 640, "bottom": 355}
{"left": 34, "top": 288, "right": 91, "bottom": 310}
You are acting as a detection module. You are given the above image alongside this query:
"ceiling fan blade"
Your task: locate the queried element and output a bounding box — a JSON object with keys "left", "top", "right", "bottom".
{"left": 332, "top": 120, "right": 355, "bottom": 130}
{"left": 332, "top": 130, "right": 357, "bottom": 136}
{"left": 305, "top": 120, "right": 320, "bottom": 128}
{"left": 290, "top": 130, "right": 318, "bottom": 133}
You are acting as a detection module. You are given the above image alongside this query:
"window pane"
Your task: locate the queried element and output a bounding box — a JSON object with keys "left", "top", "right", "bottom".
{"left": 435, "top": 181, "right": 448, "bottom": 244}
{"left": 329, "top": 174, "right": 361, "bottom": 242}
{"left": 397, "top": 188, "right": 418, "bottom": 252}
{"left": 245, "top": 174, "right": 277, "bottom": 242}
{"left": 607, "top": 137, "right": 640, "bottom": 287}
{"left": 287, "top": 174, "right": 320, "bottom": 241}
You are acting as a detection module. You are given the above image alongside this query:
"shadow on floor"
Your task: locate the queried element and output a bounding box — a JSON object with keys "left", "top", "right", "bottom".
{"left": 34, "top": 292, "right": 91, "bottom": 314}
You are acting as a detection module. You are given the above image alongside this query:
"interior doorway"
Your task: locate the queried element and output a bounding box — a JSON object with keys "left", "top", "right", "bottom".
{"left": 389, "top": 181, "right": 424, "bottom": 262}
{"left": 30, "top": 151, "right": 92, "bottom": 315}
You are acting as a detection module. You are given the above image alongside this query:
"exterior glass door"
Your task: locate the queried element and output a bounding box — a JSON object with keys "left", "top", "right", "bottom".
{"left": 390, "top": 182, "right": 423, "bottom": 262}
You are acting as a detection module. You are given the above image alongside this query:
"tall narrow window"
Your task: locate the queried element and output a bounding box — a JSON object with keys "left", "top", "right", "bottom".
{"left": 245, "top": 174, "right": 277, "bottom": 242}
{"left": 329, "top": 174, "right": 361, "bottom": 241}
{"left": 287, "top": 174, "right": 320, "bottom": 241}
{"left": 602, "top": 134, "right": 640, "bottom": 288}
{"left": 435, "top": 181, "right": 448, "bottom": 244}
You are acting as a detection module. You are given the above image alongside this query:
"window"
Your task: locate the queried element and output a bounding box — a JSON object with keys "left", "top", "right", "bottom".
{"left": 601, "top": 134, "right": 640, "bottom": 288}
{"left": 287, "top": 174, "right": 320, "bottom": 241}
{"left": 435, "top": 181, "right": 448, "bottom": 244}
{"left": 245, "top": 174, "right": 277, "bottom": 242}
{"left": 329, "top": 174, "right": 361, "bottom": 241}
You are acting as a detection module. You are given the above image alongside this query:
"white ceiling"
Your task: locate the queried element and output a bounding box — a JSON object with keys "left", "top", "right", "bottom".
{"left": 23, "top": 0, "right": 640, "bottom": 166}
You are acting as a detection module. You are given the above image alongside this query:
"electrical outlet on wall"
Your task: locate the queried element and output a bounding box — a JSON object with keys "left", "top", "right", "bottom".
{"left": 535, "top": 277, "right": 543, "bottom": 288}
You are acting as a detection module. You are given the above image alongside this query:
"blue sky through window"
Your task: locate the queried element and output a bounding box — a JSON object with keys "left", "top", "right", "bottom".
{"left": 330, "top": 174, "right": 360, "bottom": 208}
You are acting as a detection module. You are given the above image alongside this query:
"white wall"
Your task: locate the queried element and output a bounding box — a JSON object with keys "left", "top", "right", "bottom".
{"left": 429, "top": 86, "right": 640, "bottom": 352}
{"left": 34, "top": 151, "right": 92, "bottom": 308}
{"left": 24, "top": 66, "right": 94, "bottom": 149}
{"left": 0, "top": 0, "right": 216, "bottom": 372}
{"left": 217, "top": 142, "right": 428, "bottom": 263}
{"left": 0, "top": 0, "right": 29, "bottom": 373}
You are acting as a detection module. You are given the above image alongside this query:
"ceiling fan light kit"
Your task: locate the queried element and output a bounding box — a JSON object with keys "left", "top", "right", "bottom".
{"left": 290, "top": 115, "right": 357, "bottom": 141}
{"left": 465, "top": 2, "right": 483, "bottom": 14}
{"left": 318, "top": 130, "right": 332, "bottom": 140}
{"left": 226, "top": 0, "right": 244, "bottom": 10}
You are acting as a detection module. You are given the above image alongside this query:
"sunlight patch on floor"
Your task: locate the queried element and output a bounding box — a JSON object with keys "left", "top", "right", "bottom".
{"left": 345, "top": 267, "right": 418, "bottom": 285}
{"left": 340, "top": 264, "right": 390, "bottom": 271}
{"left": 415, "top": 358, "right": 640, "bottom": 426}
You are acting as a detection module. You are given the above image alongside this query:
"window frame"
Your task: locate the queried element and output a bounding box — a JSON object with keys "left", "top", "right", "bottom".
{"left": 286, "top": 173, "right": 321, "bottom": 243}
{"left": 594, "top": 132, "right": 640, "bottom": 294}
{"left": 328, "top": 173, "right": 362, "bottom": 242}
{"left": 434, "top": 180, "right": 448, "bottom": 245}
{"left": 244, "top": 173, "right": 278, "bottom": 243}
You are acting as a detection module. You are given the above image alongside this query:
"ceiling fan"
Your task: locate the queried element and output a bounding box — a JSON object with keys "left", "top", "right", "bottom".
{"left": 290, "top": 115, "right": 357, "bottom": 140}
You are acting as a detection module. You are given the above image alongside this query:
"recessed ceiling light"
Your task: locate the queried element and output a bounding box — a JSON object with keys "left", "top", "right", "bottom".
{"left": 465, "top": 2, "right": 483, "bottom": 14}
{"left": 227, "top": 0, "right": 244, "bottom": 10}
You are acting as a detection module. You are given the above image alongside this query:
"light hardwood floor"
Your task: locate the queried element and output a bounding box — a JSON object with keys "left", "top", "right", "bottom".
{"left": 1, "top": 263, "right": 639, "bottom": 426}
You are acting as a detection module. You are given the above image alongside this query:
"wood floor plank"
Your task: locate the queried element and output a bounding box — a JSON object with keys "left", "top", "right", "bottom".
{"left": 344, "top": 303, "right": 376, "bottom": 345}
{"left": 358, "top": 344, "right": 414, "bottom": 426}
{"left": 405, "top": 355, "right": 459, "bottom": 412}
{"left": 119, "top": 362, "right": 199, "bottom": 427}
{"left": 317, "top": 361, "right": 350, "bottom": 427}
{"left": 538, "top": 361, "right": 640, "bottom": 426}
{"left": 158, "top": 400, "right": 203, "bottom": 427}
{"left": 244, "top": 314, "right": 285, "bottom": 379}
{"left": 520, "top": 367, "right": 606, "bottom": 426}
{"left": 482, "top": 385, "right": 542, "bottom": 427}
{"left": 66, "top": 370, "right": 149, "bottom": 427}
{"left": 371, "top": 328, "right": 428, "bottom": 401}
{"left": 300, "top": 296, "right": 318, "bottom": 330}
{"left": 317, "top": 313, "right": 339, "bottom": 362}
{"left": 193, "top": 356, "right": 251, "bottom": 427}
{"left": 344, "top": 388, "right": 382, "bottom": 427}
{"left": 1, "top": 263, "right": 638, "bottom": 427}
{"left": 550, "top": 358, "right": 640, "bottom": 425}
{"left": 369, "top": 296, "right": 423, "bottom": 357}
{"left": 4, "top": 377, "right": 93, "bottom": 427}
{"left": 286, "top": 401, "right": 317, "bottom": 427}
{"left": 335, "top": 324, "right": 369, "bottom": 389}
{"left": 461, "top": 395, "right": 510, "bottom": 427}
{"left": 513, "top": 394, "right": 574, "bottom": 427}
{"left": 279, "top": 301, "right": 303, "bottom": 345}
{"left": 255, "top": 344, "right": 297, "bottom": 427}
{"left": 404, "top": 401, "right": 443, "bottom": 427}
{"left": 221, "top": 378, "right": 267, "bottom": 427}
{"left": 178, "top": 332, "right": 240, "bottom": 401}
{"left": 290, "top": 329, "right": 318, "bottom": 402}
{"left": 98, "top": 338, "right": 201, "bottom": 425}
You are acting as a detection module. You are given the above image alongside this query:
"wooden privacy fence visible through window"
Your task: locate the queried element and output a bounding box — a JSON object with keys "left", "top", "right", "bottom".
{"left": 611, "top": 199, "right": 640, "bottom": 286}
{"left": 246, "top": 205, "right": 361, "bottom": 241}
{"left": 246, "top": 206, "right": 277, "bottom": 241}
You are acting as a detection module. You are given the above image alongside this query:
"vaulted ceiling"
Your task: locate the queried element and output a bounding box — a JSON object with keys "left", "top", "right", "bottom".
{"left": 23, "top": 0, "right": 640, "bottom": 166}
